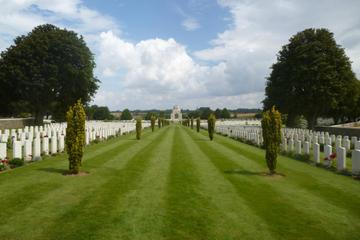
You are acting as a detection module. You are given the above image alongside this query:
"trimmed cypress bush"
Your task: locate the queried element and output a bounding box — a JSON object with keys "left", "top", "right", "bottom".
{"left": 196, "top": 118, "right": 200, "bottom": 132}
{"left": 150, "top": 115, "right": 156, "bottom": 132}
{"left": 207, "top": 114, "right": 216, "bottom": 141}
{"left": 191, "top": 117, "right": 194, "bottom": 129}
{"left": 261, "top": 106, "right": 282, "bottom": 174}
{"left": 158, "top": 118, "right": 161, "bottom": 128}
{"left": 136, "top": 118, "right": 142, "bottom": 140}
{"left": 66, "top": 99, "right": 86, "bottom": 174}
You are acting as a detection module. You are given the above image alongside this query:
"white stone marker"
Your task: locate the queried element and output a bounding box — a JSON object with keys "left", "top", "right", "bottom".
{"left": 355, "top": 141, "right": 360, "bottom": 150}
{"left": 42, "top": 137, "right": 49, "bottom": 155}
{"left": 295, "top": 140, "right": 301, "bottom": 154}
{"left": 58, "top": 135, "right": 65, "bottom": 152}
{"left": 344, "top": 139, "right": 351, "bottom": 151}
{"left": 0, "top": 143, "right": 6, "bottom": 159}
{"left": 23, "top": 140, "right": 32, "bottom": 161}
{"left": 313, "top": 143, "right": 320, "bottom": 164}
{"left": 335, "top": 138, "right": 342, "bottom": 149}
{"left": 352, "top": 150, "right": 360, "bottom": 175}
{"left": 51, "top": 136, "right": 57, "bottom": 155}
{"left": 324, "top": 145, "right": 332, "bottom": 159}
{"left": 351, "top": 136, "right": 357, "bottom": 145}
{"left": 336, "top": 146, "right": 346, "bottom": 171}
{"left": 304, "top": 141, "right": 310, "bottom": 155}
{"left": 289, "top": 138, "right": 294, "bottom": 152}
{"left": 282, "top": 139, "right": 287, "bottom": 152}
{"left": 12, "top": 141, "right": 22, "bottom": 159}
{"left": 32, "top": 138, "right": 41, "bottom": 160}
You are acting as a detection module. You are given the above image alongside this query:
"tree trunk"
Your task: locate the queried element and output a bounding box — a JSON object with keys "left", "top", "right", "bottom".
{"left": 306, "top": 114, "right": 317, "bottom": 130}
{"left": 34, "top": 111, "right": 44, "bottom": 125}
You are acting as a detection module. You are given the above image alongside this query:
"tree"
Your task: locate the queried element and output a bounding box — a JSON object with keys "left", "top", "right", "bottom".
{"left": 221, "top": 108, "right": 231, "bottom": 119}
{"left": 0, "top": 24, "right": 99, "bottom": 124}
{"left": 121, "top": 109, "right": 132, "bottom": 120}
{"left": 136, "top": 118, "right": 142, "bottom": 140}
{"left": 150, "top": 115, "right": 156, "bottom": 132}
{"left": 199, "top": 107, "right": 213, "bottom": 120}
{"left": 196, "top": 118, "right": 200, "bottom": 132}
{"left": 207, "top": 114, "right": 216, "bottom": 141}
{"left": 263, "top": 28, "right": 358, "bottom": 129}
{"left": 158, "top": 118, "right": 161, "bottom": 128}
{"left": 261, "top": 106, "right": 282, "bottom": 174}
{"left": 191, "top": 117, "right": 194, "bottom": 129}
{"left": 214, "top": 108, "right": 222, "bottom": 119}
{"left": 65, "top": 100, "right": 86, "bottom": 174}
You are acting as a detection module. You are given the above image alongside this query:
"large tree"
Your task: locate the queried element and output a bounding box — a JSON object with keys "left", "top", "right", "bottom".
{"left": 120, "top": 109, "right": 133, "bottom": 120}
{"left": 0, "top": 24, "right": 99, "bottom": 123}
{"left": 263, "top": 28, "right": 358, "bottom": 128}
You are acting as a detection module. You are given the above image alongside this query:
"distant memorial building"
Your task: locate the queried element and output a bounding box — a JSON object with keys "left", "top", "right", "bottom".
{"left": 170, "top": 105, "right": 182, "bottom": 121}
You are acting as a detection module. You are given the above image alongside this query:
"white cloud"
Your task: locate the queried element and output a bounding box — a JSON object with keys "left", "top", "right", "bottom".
{"left": 1, "top": 0, "right": 360, "bottom": 111}
{"left": 182, "top": 17, "right": 200, "bottom": 31}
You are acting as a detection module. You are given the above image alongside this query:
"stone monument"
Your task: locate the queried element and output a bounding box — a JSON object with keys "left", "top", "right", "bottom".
{"left": 171, "top": 105, "right": 182, "bottom": 121}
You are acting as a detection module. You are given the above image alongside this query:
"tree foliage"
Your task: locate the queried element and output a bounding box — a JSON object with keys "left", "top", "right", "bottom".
{"left": 121, "top": 109, "right": 133, "bottom": 120}
{"left": 207, "top": 114, "right": 216, "bottom": 141}
{"left": 0, "top": 24, "right": 99, "bottom": 123}
{"left": 263, "top": 28, "right": 359, "bottom": 128}
{"left": 65, "top": 100, "right": 86, "bottom": 174}
{"left": 85, "top": 105, "right": 113, "bottom": 120}
{"left": 136, "top": 118, "right": 142, "bottom": 140}
{"left": 261, "top": 106, "right": 282, "bottom": 174}
{"left": 150, "top": 115, "right": 156, "bottom": 132}
{"left": 196, "top": 118, "right": 200, "bottom": 132}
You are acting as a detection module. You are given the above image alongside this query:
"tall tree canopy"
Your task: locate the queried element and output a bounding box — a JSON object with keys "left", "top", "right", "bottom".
{"left": 263, "top": 28, "right": 359, "bottom": 128}
{"left": 121, "top": 109, "right": 133, "bottom": 120}
{"left": 0, "top": 24, "right": 99, "bottom": 123}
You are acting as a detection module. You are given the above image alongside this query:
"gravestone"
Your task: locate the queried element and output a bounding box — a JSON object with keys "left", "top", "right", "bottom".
{"left": 336, "top": 147, "right": 346, "bottom": 171}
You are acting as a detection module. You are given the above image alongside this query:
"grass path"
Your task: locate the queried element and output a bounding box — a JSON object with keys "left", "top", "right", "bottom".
{"left": 0, "top": 125, "right": 359, "bottom": 239}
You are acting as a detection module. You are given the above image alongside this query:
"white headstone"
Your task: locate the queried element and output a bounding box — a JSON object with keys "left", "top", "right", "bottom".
{"left": 32, "top": 138, "right": 41, "bottom": 160}
{"left": 304, "top": 141, "right": 310, "bottom": 155}
{"left": 58, "top": 135, "right": 64, "bottom": 152}
{"left": 355, "top": 141, "right": 360, "bottom": 150}
{"left": 295, "top": 140, "right": 301, "bottom": 155}
{"left": 313, "top": 143, "right": 320, "bottom": 164}
{"left": 336, "top": 147, "right": 346, "bottom": 171}
{"left": 42, "top": 137, "right": 49, "bottom": 155}
{"left": 324, "top": 145, "right": 332, "bottom": 159}
{"left": 352, "top": 150, "right": 360, "bottom": 175}
{"left": 23, "top": 140, "right": 32, "bottom": 161}
{"left": 12, "top": 141, "right": 22, "bottom": 159}
{"left": 51, "top": 136, "right": 57, "bottom": 155}
{"left": 0, "top": 143, "right": 6, "bottom": 159}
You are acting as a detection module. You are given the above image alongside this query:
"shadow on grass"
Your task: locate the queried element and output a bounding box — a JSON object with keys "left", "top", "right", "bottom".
{"left": 224, "top": 169, "right": 286, "bottom": 177}
{"left": 38, "top": 168, "right": 68, "bottom": 175}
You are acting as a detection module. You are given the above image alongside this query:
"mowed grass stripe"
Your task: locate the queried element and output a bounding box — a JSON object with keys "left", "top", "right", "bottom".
{"left": 197, "top": 129, "right": 360, "bottom": 224}
{"left": 0, "top": 128, "right": 158, "bottom": 222}
{"left": 180, "top": 126, "right": 275, "bottom": 240}
{"left": 40, "top": 126, "right": 172, "bottom": 240}
{"left": 0, "top": 127, "right": 169, "bottom": 240}
{"left": 162, "top": 125, "right": 214, "bottom": 240}
{"left": 94, "top": 126, "right": 176, "bottom": 240}
{"left": 193, "top": 129, "right": 360, "bottom": 239}
{"left": 185, "top": 127, "right": 336, "bottom": 240}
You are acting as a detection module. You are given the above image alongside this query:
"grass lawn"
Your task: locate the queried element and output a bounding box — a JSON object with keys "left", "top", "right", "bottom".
{"left": 0, "top": 124, "right": 360, "bottom": 240}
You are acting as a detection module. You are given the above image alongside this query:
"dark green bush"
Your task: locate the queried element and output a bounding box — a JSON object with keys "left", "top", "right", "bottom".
{"left": 9, "top": 158, "right": 24, "bottom": 168}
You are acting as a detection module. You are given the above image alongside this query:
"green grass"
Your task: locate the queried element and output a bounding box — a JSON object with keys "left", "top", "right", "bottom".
{"left": 0, "top": 125, "right": 360, "bottom": 240}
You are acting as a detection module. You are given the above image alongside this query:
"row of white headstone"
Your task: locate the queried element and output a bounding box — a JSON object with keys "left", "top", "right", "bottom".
{"left": 0, "top": 120, "right": 151, "bottom": 161}
{"left": 210, "top": 122, "right": 360, "bottom": 175}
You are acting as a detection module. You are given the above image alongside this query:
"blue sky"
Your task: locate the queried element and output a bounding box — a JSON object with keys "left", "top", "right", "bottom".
{"left": 0, "top": 0, "right": 359, "bottom": 110}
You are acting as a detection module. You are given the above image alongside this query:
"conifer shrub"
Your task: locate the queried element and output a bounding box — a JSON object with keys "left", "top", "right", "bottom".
{"left": 151, "top": 115, "right": 156, "bottom": 132}
{"left": 207, "top": 114, "right": 216, "bottom": 141}
{"left": 66, "top": 99, "right": 86, "bottom": 174}
{"left": 136, "top": 118, "right": 142, "bottom": 140}
{"left": 158, "top": 118, "right": 161, "bottom": 128}
{"left": 196, "top": 118, "right": 200, "bottom": 132}
{"left": 191, "top": 117, "right": 194, "bottom": 129}
{"left": 261, "top": 106, "right": 282, "bottom": 174}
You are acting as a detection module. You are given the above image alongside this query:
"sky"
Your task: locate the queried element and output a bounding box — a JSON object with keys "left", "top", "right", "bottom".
{"left": 0, "top": 0, "right": 359, "bottom": 111}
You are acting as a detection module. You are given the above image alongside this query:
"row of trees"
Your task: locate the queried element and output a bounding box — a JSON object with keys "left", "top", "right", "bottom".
{"left": 264, "top": 28, "right": 360, "bottom": 128}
